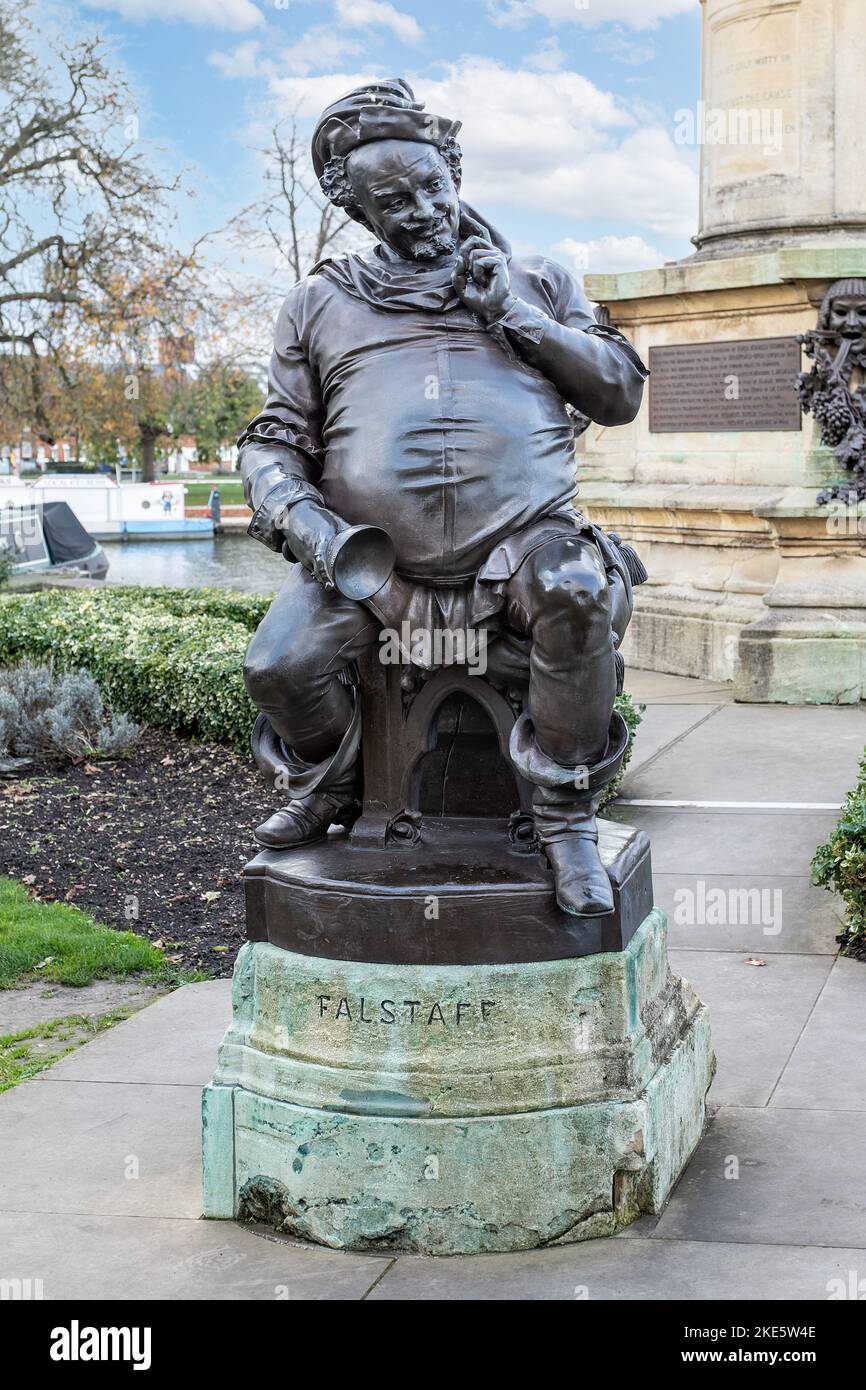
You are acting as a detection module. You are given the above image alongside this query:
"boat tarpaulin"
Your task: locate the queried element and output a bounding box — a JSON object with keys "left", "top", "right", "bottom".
{"left": 41, "top": 501, "right": 99, "bottom": 565}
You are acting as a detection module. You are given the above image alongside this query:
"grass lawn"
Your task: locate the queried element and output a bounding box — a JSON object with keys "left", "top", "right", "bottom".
{"left": 0, "top": 1011, "right": 131, "bottom": 1091}
{"left": 0, "top": 876, "right": 192, "bottom": 990}
{"left": 182, "top": 480, "right": 245, "bottom": 507}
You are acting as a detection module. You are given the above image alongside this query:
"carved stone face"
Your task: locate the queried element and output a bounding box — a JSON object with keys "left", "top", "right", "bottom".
{"left": 826, "top": 288, "right": 866, "bottom": 351}
{"left": 346, "top": 139, "right": 461, "bottom": 263}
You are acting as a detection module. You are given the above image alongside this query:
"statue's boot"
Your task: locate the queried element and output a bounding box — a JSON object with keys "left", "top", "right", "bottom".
{"left": 532, "top": 787, "right": 612, "bottom": 917}
{"left": 254, "top": 769, "right": 359, "bottom": 848}
{"left": 251, "top": 699, "right": 361, "bottom": 849}
{"left": 510, "top": 708, "right": 631, "bottom": 920}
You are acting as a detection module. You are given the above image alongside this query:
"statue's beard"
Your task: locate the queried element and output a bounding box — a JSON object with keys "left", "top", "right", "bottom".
{"left": 404, "top": 224, "right": 457, "bottom": 262}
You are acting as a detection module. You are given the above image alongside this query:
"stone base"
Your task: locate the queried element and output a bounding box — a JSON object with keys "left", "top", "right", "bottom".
{"left": 579, "top": 246, "right": 866, "bottom": 702}
{"left": 202, "top": 910, "right": 714, "bottom": 1254}
{"left": 619, "top": 583, "right": 866, "bottom": 703}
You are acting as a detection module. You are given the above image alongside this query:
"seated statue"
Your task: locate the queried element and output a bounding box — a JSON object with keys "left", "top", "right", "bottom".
{"left": 239, "top": 79, "right": 648, "bottom": 920}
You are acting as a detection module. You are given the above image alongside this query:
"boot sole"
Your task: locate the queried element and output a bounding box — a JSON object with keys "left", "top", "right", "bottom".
{"left": 557, "top": 899, "right": 616, "bottom": 919}
{"left": 253, "top": 829, "right": 329, "bottom": 850}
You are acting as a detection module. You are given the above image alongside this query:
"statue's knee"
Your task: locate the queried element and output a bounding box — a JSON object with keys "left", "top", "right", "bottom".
{"left": 539, "top": 552, "right": 611, "bottom": 627}
{"left": 243, "top": 647, "right": 299, "bottom": 708}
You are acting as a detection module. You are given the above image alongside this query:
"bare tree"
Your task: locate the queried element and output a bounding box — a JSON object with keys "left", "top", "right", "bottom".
{"left": 0, "top": 0, "right": 208, "bottom": 473}
{"left": 225, "top": 116, "right": 368, "bottom": 289}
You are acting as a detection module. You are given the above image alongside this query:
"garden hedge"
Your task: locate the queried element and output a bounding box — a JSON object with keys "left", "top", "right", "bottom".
{"left": 0, "top": 587, "right": 643, "bottom": 797}
{"left": 0, "top": 587, "right": 266, "bottom": 750}
{"left": 812, "top": 748, "right": 866, "bottom": 959}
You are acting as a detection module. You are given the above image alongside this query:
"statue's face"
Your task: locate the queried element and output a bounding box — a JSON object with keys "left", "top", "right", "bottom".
{"left": 828, "top": 292, "right": 866, "bottom": 350}
{"left": 346, "top": 139, "right": 460, "bottom": 262}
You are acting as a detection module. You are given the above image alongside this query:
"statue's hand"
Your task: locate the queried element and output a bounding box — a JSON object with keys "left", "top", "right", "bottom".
{"left": 277, "top": 498, "right": 347, "bottom": 590}
{"left": 452, "top": 227, "right": 512, "bottom": 325}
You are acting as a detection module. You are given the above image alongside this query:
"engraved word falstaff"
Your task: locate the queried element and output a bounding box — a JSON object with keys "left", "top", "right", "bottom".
{"left": 315, "top": 996, "right": 497, "bottom": 1026}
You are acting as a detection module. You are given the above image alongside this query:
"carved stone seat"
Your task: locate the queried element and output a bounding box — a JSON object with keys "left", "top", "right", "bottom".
{"left": 245, "top": 649, "right": 652, "bottom": 964}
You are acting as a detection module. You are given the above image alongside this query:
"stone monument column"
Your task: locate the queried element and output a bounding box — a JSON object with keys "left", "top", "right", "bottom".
{"left": 697, "top": 0, "right": 866, "bottom": 257}
{"left": 581, "top": 0, "right": 866, "bottom": 703}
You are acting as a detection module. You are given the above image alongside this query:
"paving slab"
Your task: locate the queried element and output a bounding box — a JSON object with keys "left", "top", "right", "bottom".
{"left": 623, "top": 704, "right": 724, "bottom": 781}
{"left": 43, "top": 980, "right": 231, "bottom": 1086}
{"left": 624, "top": 705, "right": 865, "bottom": 803}
{"left": 368, "top": 1236, "right": 857, "bottom": 1301}
{"left": 658, "top": 873, "right": 841, "bottom": 955}
{"left": 608, "top": 806, "right": 837, "bottom": 878}
{"left": 669, "top": 950, "right": 834, "bottom": 1107}
{"left": 0, "top": 1079, "right": 201, "bottom": 1219}
{"left": 625, "top": 669, "right": 735, "bottom": 705}
{"left": 770, "top": 958, "right": 866, "bottom": 1112}
{"left": 0, "top": 1212, "right": 388, "bottom": 1301}
{"left": 653, "top": 1107, "right": 866, "bottom": 1249}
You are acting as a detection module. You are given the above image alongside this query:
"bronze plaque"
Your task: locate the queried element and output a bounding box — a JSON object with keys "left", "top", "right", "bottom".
{"left": 648, "top": 337, "right": 801, "bottom": 433}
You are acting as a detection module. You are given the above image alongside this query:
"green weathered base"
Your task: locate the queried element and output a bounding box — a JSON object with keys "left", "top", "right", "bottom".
{"left": 202, "top": 910, "right": 713, "bottom": 1254}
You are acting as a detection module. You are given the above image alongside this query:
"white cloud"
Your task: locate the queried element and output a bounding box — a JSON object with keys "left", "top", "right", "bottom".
{"left": 526, "top": 36, "right": 567, "bottom": 73}
{"left": 421, "top": 60, "right": 696, "bottom": 238}
{"left": 223, "top": 55, "right": 698, "bottom": 240}
{"left": 594, "top": 26, "right": 657, "bottom": 65}
{"left": 279, "top": 28, "right": 366, "bottom": 76}
{"left": 334, "top": 0, "right": 424, "bottom": 44}
{"left": 82, "top": 0, "right": 264, "bottom": 30}
{"left": 489, "top": 0, "right": 697, "bottom": 31}
{"left": 208, "top": 39, "right": 262, "bottom": 79}
{"left": 209, "top": 2, "right": 421, "bottom": 84}
{"left": 553, "top": 233, "right": 664, "bottom": 276}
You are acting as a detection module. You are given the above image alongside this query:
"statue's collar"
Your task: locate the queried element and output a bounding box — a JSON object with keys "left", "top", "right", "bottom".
{"left": 312, "top": 202, "right": 511, "bottom": 314}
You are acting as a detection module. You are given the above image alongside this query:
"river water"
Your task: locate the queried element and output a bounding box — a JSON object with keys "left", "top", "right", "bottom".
{"left": 102, "top": 535, "right": 288, "bottom": 593}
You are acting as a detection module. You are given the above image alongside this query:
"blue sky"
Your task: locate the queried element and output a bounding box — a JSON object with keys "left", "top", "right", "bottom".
{"left": 58, "top": 0, "right": 704, "bottom": 277}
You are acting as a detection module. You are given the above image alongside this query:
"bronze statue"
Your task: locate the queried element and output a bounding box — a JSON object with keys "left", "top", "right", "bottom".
{"left": 799, "top": 277, "right": 866, "bottom": 503}
{"left": 239, "top": 79, "right": 648, "bottom": 921}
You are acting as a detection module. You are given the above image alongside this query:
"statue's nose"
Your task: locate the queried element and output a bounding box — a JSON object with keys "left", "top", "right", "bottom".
{"left": 410, "top": 191, "right": 435, "bottom": 222}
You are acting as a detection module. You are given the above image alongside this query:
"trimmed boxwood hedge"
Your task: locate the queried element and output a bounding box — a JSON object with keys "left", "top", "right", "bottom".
{"left": 0, "top": 587, "right": 268, "bottom": 750}
{"left": 812, "top": 749, "right": 866, "bottom": 959}
{"left": 0, "top": 587, "right": 643, "bottom": 797}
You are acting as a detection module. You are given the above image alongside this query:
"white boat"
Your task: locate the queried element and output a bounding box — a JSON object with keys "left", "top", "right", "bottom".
{"left": 0, "top": 475, "right": 213, "bottom": 540}
{"left": 0, "top": 501, "right": 109, "bottom": 578}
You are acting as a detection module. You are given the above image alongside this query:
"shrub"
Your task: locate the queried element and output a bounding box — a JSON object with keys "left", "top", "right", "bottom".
{"left": 0, "top": 660, "right": 139, "bottom": 763}
{"left": 0, "top": 587, "right": 261, "bottom": 749}
{"left": 0, "top": 587, "right": 644, "bottom": 774}
{"left": 812, "top": 748, "right": 866, "bottom": 959}
{"left": 0, "top": 542, "right": 13, "bottom": 590}
{"left": 607, "top": 689, "right": 644, "bottom": 807}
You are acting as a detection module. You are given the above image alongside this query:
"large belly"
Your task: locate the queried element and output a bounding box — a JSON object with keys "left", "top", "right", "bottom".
{"left": 319, "top": 353, "right": 576, "bottom": 578}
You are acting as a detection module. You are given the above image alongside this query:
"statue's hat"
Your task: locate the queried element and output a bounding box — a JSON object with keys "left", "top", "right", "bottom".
{"left": 311, "top": 78, "right": 461, "bottom": 178}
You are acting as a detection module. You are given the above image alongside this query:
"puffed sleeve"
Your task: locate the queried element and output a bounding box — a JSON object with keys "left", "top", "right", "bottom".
{"left": 238, "top": 280, "right": 328, "bottom": 550}
{"left": 489, "top": 259, "right": 648, "bottom": 427}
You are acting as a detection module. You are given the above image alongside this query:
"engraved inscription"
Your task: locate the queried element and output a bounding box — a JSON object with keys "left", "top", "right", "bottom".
{"left": 315, "top": 995, "right": 497, "bottom": 1026}
{"left": 648, "top": 338, "right": 802, "bottom": 434}
{"left": 708, "top": 7, "right": 800, "bottom": 183}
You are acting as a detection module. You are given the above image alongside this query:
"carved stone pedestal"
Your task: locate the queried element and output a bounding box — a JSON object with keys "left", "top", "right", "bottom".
{"left": 203, "top": 657, "right": 711, "bottom": 1253}
{"left": 202, "top": 894, "right": 713, "bottom": 1254}
{"left": 581, "top": 250, "right": 866, "bottom": 702}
